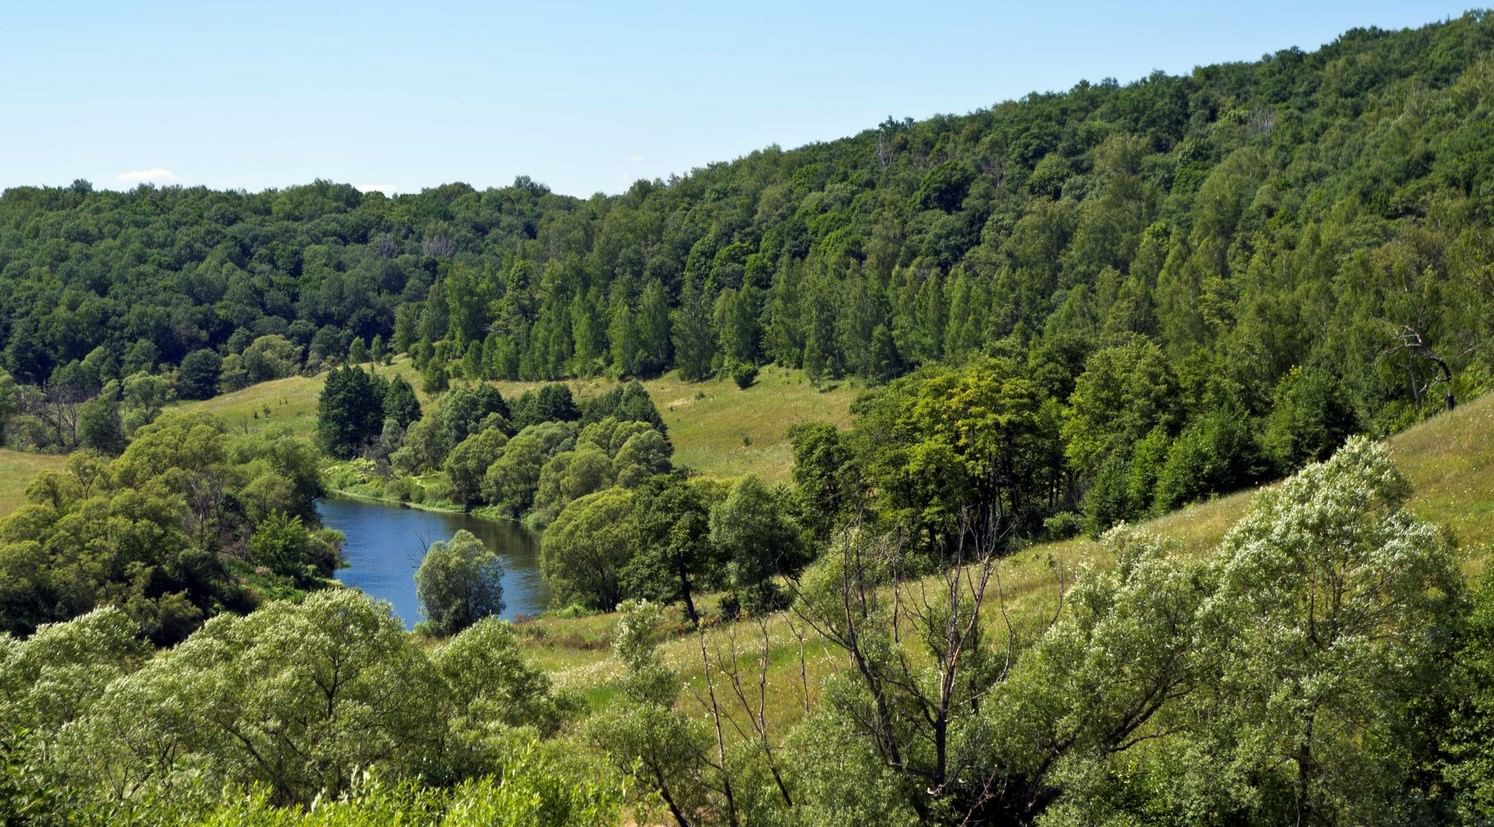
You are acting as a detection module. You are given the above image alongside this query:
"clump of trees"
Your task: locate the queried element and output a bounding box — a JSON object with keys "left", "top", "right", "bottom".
{"left": 0, "top": 412, "right": 333, "bottom": 643}
{"left": 1, "top": 590, "right": 597, "bottom": 820}
{"left": 600, "top": 438, "right": 1471, "bottom": 825}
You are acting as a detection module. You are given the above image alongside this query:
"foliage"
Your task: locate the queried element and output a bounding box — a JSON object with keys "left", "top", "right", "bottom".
{"left": 315, "top": 366, "right": 387, "bottom": 459}
{"left": 540, "top": 488, "right": 636, "bottom": 611}
{"left": 0, "top": 413, "right": 328, "bottom": 641}
{"left": 709, "top": 475, "right": 809, "bottom": 612}
{"left": 415, "top": 529, "right": 506, "bottom": 636}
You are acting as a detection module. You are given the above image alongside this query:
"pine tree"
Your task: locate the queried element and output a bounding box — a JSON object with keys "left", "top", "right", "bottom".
{"left": 317, "top": 366, "right": 386, "bottom": 458}
{"left": 607, "top": 287, "right": 642, "bottom": 377}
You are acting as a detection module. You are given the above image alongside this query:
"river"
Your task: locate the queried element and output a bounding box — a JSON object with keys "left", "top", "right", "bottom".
{"left": 316, "top": 497, "right": 549, "bottom": 628}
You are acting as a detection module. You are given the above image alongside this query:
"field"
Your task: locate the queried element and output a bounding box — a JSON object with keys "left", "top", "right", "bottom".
{"left": 172, "top": 360, "right": 859, "bottom": 483}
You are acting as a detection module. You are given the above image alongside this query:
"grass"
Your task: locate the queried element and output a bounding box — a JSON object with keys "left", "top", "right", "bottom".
{"left": 0, "top": 449, "right": 67, "bottom": 514}
{"left": 172, "top": 359, "right": 858, "bottom": 484}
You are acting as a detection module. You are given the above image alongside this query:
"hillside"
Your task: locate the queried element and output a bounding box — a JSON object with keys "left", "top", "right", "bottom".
{"left": 521, "top": 389, "right": 1494, "bottom": 720}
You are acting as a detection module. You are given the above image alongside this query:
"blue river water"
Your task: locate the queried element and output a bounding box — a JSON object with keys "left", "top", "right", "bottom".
{"left": 317, "top": 497, "right": 549, "bottom": 628}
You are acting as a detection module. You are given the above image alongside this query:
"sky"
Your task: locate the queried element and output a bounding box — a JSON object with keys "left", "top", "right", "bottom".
{"left": 0, "top": 1, "right": 1478, "bottom": 198}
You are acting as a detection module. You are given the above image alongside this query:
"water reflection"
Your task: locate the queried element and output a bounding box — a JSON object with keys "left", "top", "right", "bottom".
{"left": 317, "top": 497, "right": 548, "bottom": 628}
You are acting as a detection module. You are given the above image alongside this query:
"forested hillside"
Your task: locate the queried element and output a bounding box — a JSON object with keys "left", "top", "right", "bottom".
{"left": 4, "top": 12, "right": 1492, "bottom": 427}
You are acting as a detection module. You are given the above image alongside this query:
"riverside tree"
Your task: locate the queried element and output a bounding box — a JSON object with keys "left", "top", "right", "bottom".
{"left": 416, "top": 530, "right": 506, "bottom": 635}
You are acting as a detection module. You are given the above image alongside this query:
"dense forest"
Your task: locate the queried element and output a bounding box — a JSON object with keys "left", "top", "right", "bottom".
{"left": 4, "top": 13, "right": 1492, "bottom": 427}
{"left": 4, "top": 10, "right": 1494, "bottom": 826}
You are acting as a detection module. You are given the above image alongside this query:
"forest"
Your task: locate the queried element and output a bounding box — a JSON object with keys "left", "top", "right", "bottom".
{"left": 2, "top": 10, "right": 1494, "bottom": 826}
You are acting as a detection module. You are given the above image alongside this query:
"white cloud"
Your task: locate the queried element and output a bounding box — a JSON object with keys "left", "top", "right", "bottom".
{"left": 355, "top": 183, "right": 398, "bottom": 195}
{"left": 116, "top": 168, "right": 177, "bottom": 184}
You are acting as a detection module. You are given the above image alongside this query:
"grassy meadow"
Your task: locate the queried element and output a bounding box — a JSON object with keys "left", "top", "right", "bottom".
{"left": 171, "top": 359, "right": 859, "bottom": 483}
{"left": 0, "top": 449, "right": 67, "bottom": 515}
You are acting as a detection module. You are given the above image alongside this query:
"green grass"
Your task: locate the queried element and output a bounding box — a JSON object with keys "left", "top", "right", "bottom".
{"left": 175, "top": 360, "right": 858, "bottom": 484}
{"left": 636, "top": 366, "right": 859, "bottom": 482}
{"left": 0, "top": 450, "right": 67, "bottom": 515}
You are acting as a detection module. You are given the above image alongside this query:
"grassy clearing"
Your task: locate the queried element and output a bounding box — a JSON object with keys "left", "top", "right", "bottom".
{"left": 174, "top": 360, "right": 858, "bottom": 484}
{"left": 170, "top": 360, "right": 424, "bottom": 439}
{"left": 0, "top": 450, "right": 67, "bottom": 515}
{"left": 523, "top": 391, "right": 1494, "bottom": 735}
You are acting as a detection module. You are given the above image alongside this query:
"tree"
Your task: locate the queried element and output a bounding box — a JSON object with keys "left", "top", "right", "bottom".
{"left": 316, "top": 365, "right": 386, "bottom": 458}
{"left": 120, "top": 372, "right": 172, "bottom": 433}
{"left": 1189, "top": 437, "right": 1461, "bottom": 824}
{"left": 249, "top": 510, "right": 339, "bottom": 584}
{"left": 788, "top": 422, "right": 861, "bottom": 540}
{"left": 541, "top": 488, "right": 636, "bottom": 611}
{"left": 63, "top": 590, "right": 442, "bottom": 806}
{"left": 240, "top": 334, "right": 302, "bottom": 383}
{"left": 637, "top": 281, "right": 673, "bottom": 374}
{"left": 77, "top": 392, "right": 124, "bottom": 456}
{"left": 348, "top": 336, "right": 369, "bottom": 365}
{"left": 422, "top": 359, "right": 449, "bottom": 394}
{"left": 415, "top": 530, "right": 506, "bottom": 635}
{"left": 623, "top": 477, "right": 717, "bottom": 625}
{"left": 382, "top": 374, "right": 422, "bottom": 429}
{"left": 672, "top": 285, "right": 717, "bottom": 381}
{"left": 445, "top": 428, "right": 508, "bottom": 506}
{"left": 586, "top": 600, "right": 712, "bottom": 826}
{"left": 612, "top": 428, "right": 672, "bottom": 487}
{"left": 1262, "top": 365, "right": 1360, "bottom": 473}
{"left": 176, "top": 349, "right": 222, "bottom": 400}
{"left": 1062, "top": 336, "right": 1182, "bottom": 476}
{"left": 708, "top": 476, "right": 808, "bottom": 612}
{"left": 482, "top": 422, "right": 577, "bottom": 517}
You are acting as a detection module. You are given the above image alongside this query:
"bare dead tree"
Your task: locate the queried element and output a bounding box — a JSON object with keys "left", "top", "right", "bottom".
{"left": 1382, "top": 324, "right": 1456, "bottom": 412}
{"left": 696, "top": 616, "right": 796, "bottom": 811}
{"left": 691, "top": 627, "right": 740, "bottom": 827}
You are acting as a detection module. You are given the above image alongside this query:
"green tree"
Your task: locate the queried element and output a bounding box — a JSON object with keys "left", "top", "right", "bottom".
{"left": 637, "top": 280, "right": 673, "bottom": 374}
{"left": 249, "top": 510, "right": 339, "bottom": 584}
{"left": 1262, "top": 365, "right": 1360, "bottom": 473}
{"left": 622, "top": 477, "right": 717, "bottom": 625}
{"left": 481, "top": 422, "right": 577, "bottom": 517}
{"left": 1190, "top": 438, "right": 1461, "bottom": 824}
{"left": 708, "top": 476, "right": 807, "bottom": 612}
{"left": 541, "top": 488, "right": 636, "bottom": 611}
{"left": 415, "top": 530, "right": 506, "bottom": 635}
{"left": 586, "top": 600, "right": 711, "bottom": 825}
{"left": 176, "top": 349, "right": 222, "bottom": 400}
{"left": 316, "top": 366, "right": 386, "bottom": 458}
{"left": 445, "top": 429, "right": 509, "bottom": 507}
{"left": 671, "top": 285, "right": 717, "bottom": 381}
{"left": 77, "top": 392, "right": 123, "bottom": 455}
{"left": 1062, "top": 336, "right": 1181, "bottom": 476}
{"left": 383, "top": 374, "right": 422, "bottom": 429}
{"left": 63, "top": 590, "right": 442, "bottom": 806}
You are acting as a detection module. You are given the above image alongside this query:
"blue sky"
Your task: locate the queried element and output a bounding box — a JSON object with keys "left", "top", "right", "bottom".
{"left": 0, "top": 1, "right": 1476, "bottom": 197}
